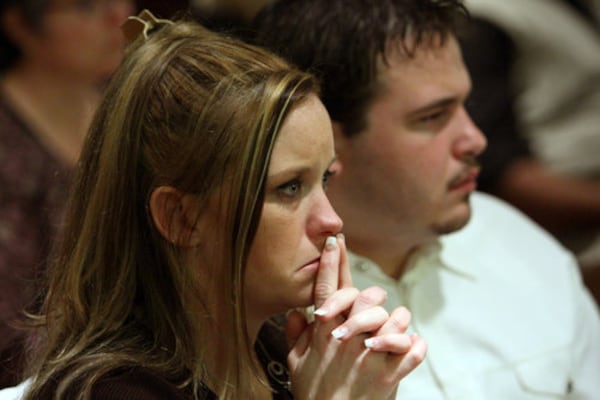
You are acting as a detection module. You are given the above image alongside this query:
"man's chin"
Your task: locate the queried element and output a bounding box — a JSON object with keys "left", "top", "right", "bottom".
{"left": 435, "top": 198, "right": 473, "bottom": 234}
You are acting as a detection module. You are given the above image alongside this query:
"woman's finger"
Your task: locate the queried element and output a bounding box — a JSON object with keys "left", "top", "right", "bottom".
{"left": 286, "top": 310, "right": 314, "bottom": 368}
{"left": 374, "top": 306, "right": 411, "bottom": 336}
{"left": 286, "top": 309, "right": 310, "bottom": 350}
{"left": 337, "top": 234, "right": 353, "bottom": 289}
{"left": 313, "top": 287, "right": 359, "bottom": 320}
{"left": 363, "top": 333, "right": 412, "bottom": 354}
{"left": 346, "top": 286, "right": 388, "bottom": 318}
{"left": 313, "top": 236, "right": 341, "bottom": 309}
{"left": 387, "top": 334, "right": 428, "bottom": 381}
{"left": 329, "top": 306, "right": 389, "bottom": 341}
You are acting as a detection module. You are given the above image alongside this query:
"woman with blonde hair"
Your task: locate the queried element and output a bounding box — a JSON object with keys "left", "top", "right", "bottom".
{"left": 21, "top": 11, "right": 426, "bottom": 399}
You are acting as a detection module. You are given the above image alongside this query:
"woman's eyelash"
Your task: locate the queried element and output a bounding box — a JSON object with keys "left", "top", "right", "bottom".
{"left": 322, "top": 169, "right": 336, "bottom": 186}
{"left": 277, "top": 179, "right": 302, "bottom": 197}
{"left": 276, "top": 168, "right": 337, "bottom": 198}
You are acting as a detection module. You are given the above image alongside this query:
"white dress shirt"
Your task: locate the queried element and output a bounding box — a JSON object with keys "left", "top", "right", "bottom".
{"left": 350, "top": 192, "right": 600, "bottom": 399}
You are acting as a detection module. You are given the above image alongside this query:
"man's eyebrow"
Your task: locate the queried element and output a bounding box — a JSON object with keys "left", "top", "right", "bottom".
{"left": 410, "top": 96, "right": 457, "bottom": 115}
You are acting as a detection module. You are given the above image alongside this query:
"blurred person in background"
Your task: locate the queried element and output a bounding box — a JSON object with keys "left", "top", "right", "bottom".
{"left": 134, "top": 0, "right": 188, "bottom": 19}
{"left": 461, "top": 0, "right": 600, "bottom": 303}
{"left": 0, "top": 0, "right": 134, "bottom": 387}
{"left": 190, "top": 0, "right": 269, "bottom": 34}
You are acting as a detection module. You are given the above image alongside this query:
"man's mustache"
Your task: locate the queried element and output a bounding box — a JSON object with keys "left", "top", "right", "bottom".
{"left": 462, "top": 154, "right": 480, "bottom": 168}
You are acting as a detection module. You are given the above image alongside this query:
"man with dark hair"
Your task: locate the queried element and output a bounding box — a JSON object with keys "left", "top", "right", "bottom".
{"left": 252, "top": 0, "right": 600, "bottom": 397}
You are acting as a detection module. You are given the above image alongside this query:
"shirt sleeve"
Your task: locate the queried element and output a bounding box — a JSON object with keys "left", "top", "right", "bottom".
{"left": 567, "top": 256, "right": 600, "bottom": 398}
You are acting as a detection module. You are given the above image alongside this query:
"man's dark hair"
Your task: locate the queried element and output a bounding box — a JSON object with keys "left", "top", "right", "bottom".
{"left": 251, "top": 0, "right": 468, "bottom": 136}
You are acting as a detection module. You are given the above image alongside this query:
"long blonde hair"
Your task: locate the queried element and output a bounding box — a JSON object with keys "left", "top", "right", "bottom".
{"left": 24, "top": 16, "right": 316, "bottom": 399}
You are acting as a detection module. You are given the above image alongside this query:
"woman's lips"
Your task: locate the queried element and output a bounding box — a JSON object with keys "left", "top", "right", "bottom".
{"left": 299, "top": 257, "right": 321, "bottom": 272}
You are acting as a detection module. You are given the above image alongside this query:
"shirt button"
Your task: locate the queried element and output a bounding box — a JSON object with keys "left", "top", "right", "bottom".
{"left": 359, "top": 262, "right": 370, "bottom": 272}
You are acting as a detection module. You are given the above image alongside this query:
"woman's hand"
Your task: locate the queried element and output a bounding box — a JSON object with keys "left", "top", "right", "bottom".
{"left": 286, "top": 234, "right": 427, "bottom": 399}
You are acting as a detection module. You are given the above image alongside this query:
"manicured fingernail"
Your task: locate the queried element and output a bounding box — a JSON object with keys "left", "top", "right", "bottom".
{"left": 364, "top": 338, "right": 377, "bottom": 348}
{"left": 314, "top": 308, "right": 329, "bottom": 316}
{"left": 331, "top": 326, "right": 348, "bottom": 340}
{"left": 325, "top": 236, "right": 337, "bottom": 250}
{"left": 336, "top": 232, "right": 345, "bottom": 241}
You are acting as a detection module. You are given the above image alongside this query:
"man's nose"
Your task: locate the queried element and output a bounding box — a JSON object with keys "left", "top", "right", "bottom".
{"left": 453, "top": 107, "right": 487, "bottom": 159}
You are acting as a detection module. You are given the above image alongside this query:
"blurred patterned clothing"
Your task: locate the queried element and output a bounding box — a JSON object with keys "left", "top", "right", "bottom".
{"left": 0, "top": 95, "right": 70, "bottom": 387}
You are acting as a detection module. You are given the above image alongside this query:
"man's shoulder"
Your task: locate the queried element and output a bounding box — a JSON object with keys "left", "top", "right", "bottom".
{"left": 442, "top": 192, "right": 576, "bottom": 275}
{"left": 463, "top": 191, "right": 565, "bottom": 248}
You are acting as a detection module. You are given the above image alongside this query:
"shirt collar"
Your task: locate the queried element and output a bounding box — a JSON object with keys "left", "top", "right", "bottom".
{"left": 349, "top": 238, "right": 477, "bottom": 286}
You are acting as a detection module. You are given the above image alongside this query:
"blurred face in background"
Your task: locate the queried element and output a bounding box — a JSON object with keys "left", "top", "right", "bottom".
{"left": 191, "top": 0, "right": 270, "bottom": 21}
{"left": 14, "top": 0, "right": 135, "bottom": 81}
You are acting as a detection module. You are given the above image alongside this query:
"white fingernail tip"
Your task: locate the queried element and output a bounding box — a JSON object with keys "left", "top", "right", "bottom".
{"left": 331, "top": 326, "right": 348, "bottom": 339}
{"left": 364, "top": 338, "right": 377, "bottom": 348}
{"left": 325, "top": 236, "right": 337, "bottom": 249}
{"left": 314, "top": 308, "right": 328, "bottom": 316}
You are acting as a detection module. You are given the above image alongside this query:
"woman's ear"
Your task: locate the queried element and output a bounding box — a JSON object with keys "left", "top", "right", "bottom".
{"left": 149, "top": 186, "right": 204, "bottom": 247}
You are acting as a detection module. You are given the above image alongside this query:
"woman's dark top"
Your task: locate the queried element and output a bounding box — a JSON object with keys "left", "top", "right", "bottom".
{"left": 35, "top": 316, "right": 293, "bottom": 399}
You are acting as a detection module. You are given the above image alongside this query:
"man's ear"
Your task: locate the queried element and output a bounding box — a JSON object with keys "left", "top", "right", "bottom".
{"left": 149, "top": 186, "right": 204, "bottom": 247}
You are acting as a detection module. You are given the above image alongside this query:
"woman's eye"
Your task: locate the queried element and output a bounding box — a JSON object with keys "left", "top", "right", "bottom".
{"left": 277, "top": 179, "right": 302, "bottom": 198}
{"left": 322, "top": 169, "right": 336, "bottom": 188}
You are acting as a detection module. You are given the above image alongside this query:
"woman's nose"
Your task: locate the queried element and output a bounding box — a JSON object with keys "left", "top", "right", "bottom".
{"left": 310, "top": 190, "right": 343, "bottom": 238}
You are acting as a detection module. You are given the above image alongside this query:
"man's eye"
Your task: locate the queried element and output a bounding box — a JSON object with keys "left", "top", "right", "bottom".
{"left": 278, "top": 179, "right": 302, "bottom": 197}
{"left": 420, "top": 110, "right": 445, "bottom": 122}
